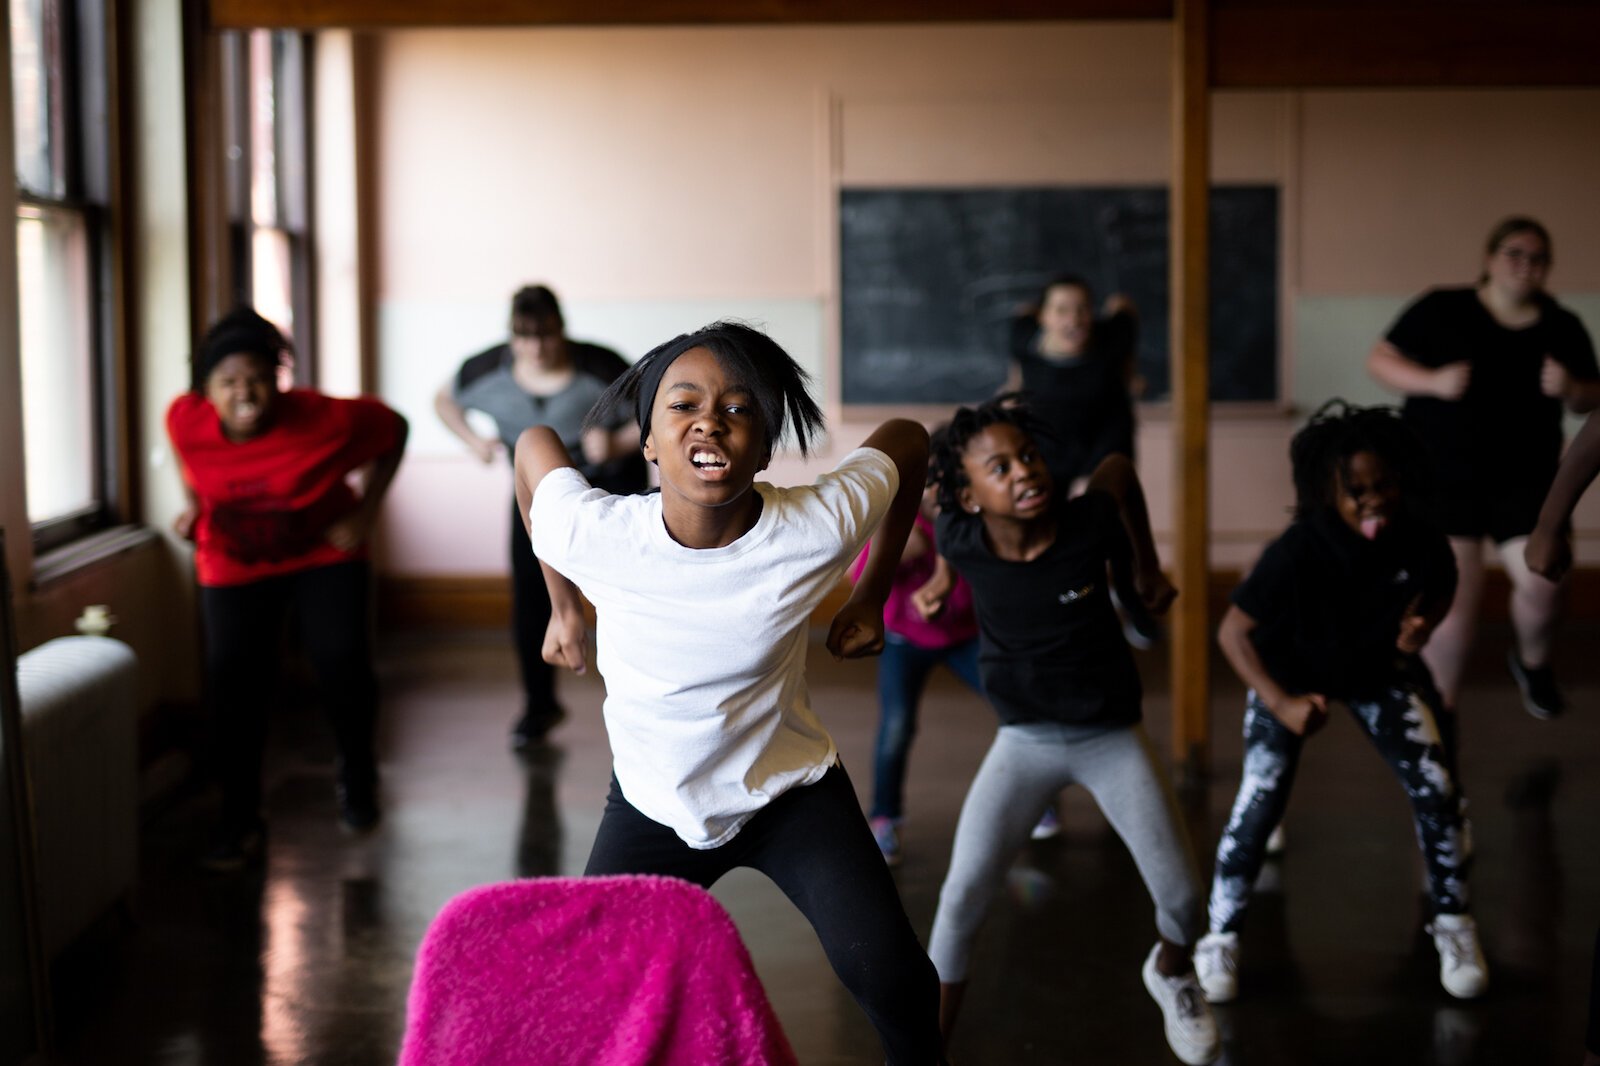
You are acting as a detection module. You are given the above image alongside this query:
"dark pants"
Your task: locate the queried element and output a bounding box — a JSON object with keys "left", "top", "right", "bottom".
{"left": 1208, "top": 670, "right": 1472, "bottom": 935}
{"left": 871, "top": 636, "right": 983, "bottom": 821}
{"left": 586, "top": 763, "right": 943, "bottom": 1066}
{"left": 510, "top": 499, "right": 558, "bottom": 719}
{"left": 199, "top": 560, "right": 378, "bottom": 831}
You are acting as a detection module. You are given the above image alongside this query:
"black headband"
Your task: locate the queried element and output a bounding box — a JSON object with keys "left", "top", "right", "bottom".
{"left": 632, "top": 344, "right": 696, "bottom": 444}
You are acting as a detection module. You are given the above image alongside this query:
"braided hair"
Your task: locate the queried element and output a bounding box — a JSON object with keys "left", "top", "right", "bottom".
{"left": 1289, "top": 399, "right": 1431, "bottom": 521}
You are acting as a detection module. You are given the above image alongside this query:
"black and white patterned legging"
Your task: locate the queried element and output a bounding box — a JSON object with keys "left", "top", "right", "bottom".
{"left": 1207, "top": 672, "right": 1472, "bottom": 935}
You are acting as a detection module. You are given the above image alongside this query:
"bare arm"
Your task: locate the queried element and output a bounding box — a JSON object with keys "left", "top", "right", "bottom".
{"left": 172, "top": 476, "right": 199, "bottom": 540}
{"left": 900, "top": 518, "right": 932, "bottom": 565}
{"left": 828, "top": 419, "right": 931, "bottom": 659}
{"left": 1217, "top": 604, "right": 1326, "bottom": 735}
{"left": 1541, "top": 357, "right": 1600, "bottom": 415}
{"left": 911, "top": 552, "right": 956, "bottom": 621}
{"left": 514, "top": 426, "right": 590, "bottom": 673}
{"left": 1527, "top": 410, "right": 1600, "bottom": 579}
{"left": 1084, "top": 453, "right": 1174, "bottom": 612}
{"left": 580, "top": 421, "right": 642, "bottom": 465}
{"left": 1368, "top": 339, "right": 1470, "bottom": 400}
{"left": 325, "top": 413, "right": 410, "bottom": 551}
{"left": 434, "top": 381, "right": 500, "bottom": 464}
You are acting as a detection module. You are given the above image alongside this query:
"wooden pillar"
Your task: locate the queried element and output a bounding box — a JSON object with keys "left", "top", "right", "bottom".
{"left": 1169, "top": 0, "right": 1211, "bottom": 780}
{"left": 352, "top": 32, "right": 379, "bottom": 394}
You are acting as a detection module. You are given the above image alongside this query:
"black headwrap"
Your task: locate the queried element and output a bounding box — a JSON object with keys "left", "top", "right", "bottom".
{"left": 631, "top": 343, "right": 697, "bottom": 445}
{"left": 192, "top": 308, "right": 290, "bottom": 392}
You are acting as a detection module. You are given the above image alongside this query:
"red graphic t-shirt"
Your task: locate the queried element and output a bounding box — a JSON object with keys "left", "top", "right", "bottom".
{"left": 167, "top": 389, "right": 405, "bottom": 587}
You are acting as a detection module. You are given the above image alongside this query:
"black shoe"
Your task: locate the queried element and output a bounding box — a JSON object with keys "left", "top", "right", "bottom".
{"left": 337, "top": 779, "right": 381, "bottom": 835}
{"left": 511, "top": 704, "right": 567, "bottom": 752}
{"left": 199, "top": 821, "right": 266, "bottom": 874}
{"left": 1507, "top": 651, "right": 1564, "bottom": 720}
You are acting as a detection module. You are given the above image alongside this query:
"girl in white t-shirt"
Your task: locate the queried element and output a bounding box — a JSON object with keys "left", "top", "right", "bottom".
{"left": 514, "top": 321, "right": 943, "bottom": 1065}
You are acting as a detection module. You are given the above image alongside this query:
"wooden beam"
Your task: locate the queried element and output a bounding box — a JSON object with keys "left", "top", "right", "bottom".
{"left": 209, "top": 0, "right": 1171, "bottom": 30}
{"left": 352, "top": 33, "right": 380, "bottom": 394}
{"left": 1211, "top": 3, "right": 1600, "bottom": 89}
{"left": 1169, "top": 0, "right": 1210, "bottom": 780}
{"left": 181, "top": 0, "right": 230, "bottom": 342}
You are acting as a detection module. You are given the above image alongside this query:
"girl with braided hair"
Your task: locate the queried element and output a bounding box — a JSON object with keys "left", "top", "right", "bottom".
{"left": 1193, "top": 401, "right": 1487, "bottom": 1004}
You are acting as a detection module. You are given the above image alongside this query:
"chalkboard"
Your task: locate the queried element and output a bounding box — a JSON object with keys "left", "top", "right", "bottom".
{"left": 839, "top": 186, "right": 1279, "bottom": 404}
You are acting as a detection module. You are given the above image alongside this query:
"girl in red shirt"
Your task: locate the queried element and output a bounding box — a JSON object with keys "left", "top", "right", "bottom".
{"left": 168, "top": 308, "right": 408, "bottom": 871}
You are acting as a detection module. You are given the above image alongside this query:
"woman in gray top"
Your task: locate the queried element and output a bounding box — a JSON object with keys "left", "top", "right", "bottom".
{"left": 435, "top": 285, "right": 645, "bottom": 750}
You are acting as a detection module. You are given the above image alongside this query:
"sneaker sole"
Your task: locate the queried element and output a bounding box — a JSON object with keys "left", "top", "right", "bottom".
{"left": 1141, "top": 963, "right": 1222, "bottom": 1065}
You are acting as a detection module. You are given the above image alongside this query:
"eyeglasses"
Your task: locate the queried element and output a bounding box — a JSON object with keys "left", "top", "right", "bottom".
{"left": 1498, "top": 247, "right": 1550, "bottom": 267}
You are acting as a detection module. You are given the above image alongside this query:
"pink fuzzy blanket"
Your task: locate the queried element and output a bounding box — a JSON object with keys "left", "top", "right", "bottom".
{"left": 398, "top": 875, "right": 798, "bottom": 1066}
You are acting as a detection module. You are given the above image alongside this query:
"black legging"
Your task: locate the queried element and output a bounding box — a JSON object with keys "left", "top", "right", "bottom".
{"left": 199, "top": 560, "right": 378, "bottom": 831}
{"left": 586, "top": 763, "right": 943, "bottom": 1065}
{"left": 510, "top": 498, "right": 557, "bottom": 716}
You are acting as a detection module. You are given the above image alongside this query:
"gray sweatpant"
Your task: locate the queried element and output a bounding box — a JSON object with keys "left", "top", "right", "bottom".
{"left": 928, "top": 722, "right": 1204, "bottom": 982}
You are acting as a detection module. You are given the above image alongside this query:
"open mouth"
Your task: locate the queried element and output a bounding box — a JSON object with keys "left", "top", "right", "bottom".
{"left": 1358, "top": 514, "right": 1388, "bottom": 540}
{"left": 689, "top": 448, "right": 730, "bottom": 476}
{"left": 1016, "top": 485, "right": 1049, "bottom": 510}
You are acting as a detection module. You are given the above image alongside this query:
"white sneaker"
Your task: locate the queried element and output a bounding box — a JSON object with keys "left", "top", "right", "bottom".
{"left": 1428, "top": 914, "right": 1489, "bottom": 999}
{"left": 1141, "top": 944, "right": 1222, "bottom": 1065}
{"left": 1193, "top": 931, "right": 1240, "bottom": 1004}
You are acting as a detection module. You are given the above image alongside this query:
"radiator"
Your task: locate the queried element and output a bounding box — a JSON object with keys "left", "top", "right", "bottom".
{"left": 16, "top": 636, "right": 139, "bottom": 962}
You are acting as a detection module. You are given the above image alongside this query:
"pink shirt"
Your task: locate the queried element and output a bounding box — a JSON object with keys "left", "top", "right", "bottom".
{"left": 851, "top": 513, "right": 978, "bottom": 650}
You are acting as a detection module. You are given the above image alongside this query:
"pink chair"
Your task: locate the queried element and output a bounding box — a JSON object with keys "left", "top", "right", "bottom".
{"left": 398, "top": 875, "right": 798, "bottom": 1066}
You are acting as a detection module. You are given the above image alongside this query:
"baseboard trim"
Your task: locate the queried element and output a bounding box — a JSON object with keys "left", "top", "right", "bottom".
{"left": 376, "top": 573, "right": 855, "bottom": 631}
{"left": 377, "top": 567, "right": 1600, "bottom": 632}
{"left": 377, "top": 575, "right": 513, "bottom": 630}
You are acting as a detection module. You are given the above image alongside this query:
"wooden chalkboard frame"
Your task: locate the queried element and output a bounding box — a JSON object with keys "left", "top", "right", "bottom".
{"left": 838, "top": 184, "right": 1279, "bottom": 407}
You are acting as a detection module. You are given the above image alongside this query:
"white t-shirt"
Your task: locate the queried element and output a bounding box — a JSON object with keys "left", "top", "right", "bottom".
{"left": 529, "top": 447, "right": 898, "bottom": 848}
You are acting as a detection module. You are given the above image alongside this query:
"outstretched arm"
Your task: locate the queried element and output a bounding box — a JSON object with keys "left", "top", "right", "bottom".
{"left": 827, "top": 419, "right": 930, "bottom": 659}
{"left": 515, "top": 426, "right": 590, "bottom": 674}
{"left": 1527, "top": 411, "right": 1600, "bottom": 580}
{"left": 1084, "top": 453, "right": 1175, "bottom": 613}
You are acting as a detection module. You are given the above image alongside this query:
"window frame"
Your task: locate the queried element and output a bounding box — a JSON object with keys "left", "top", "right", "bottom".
{"left": 218, "top": 28, "right": 316, "bottom": 385}
{"left": 13, "top": 0, "right": 121, "bottom": 554}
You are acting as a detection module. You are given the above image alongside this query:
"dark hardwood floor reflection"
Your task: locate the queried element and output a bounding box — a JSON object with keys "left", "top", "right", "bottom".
{"left": 48, "top": 624, "right": 1600, "bottom": 1065}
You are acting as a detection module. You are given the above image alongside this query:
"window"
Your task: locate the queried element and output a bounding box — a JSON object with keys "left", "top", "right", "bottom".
{"left": 11, "top": 0, "right": 115, "bottom": 549}
{"left": 221, "top": 29, "right": 313, "bottom": 386}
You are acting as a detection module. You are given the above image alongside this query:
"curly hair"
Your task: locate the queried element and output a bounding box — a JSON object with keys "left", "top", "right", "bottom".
{"left": 928, "top": 394, "right": 1050, "bottom": 514}
{"left": 1289, "top": 399, "right": 1431, "bottom": 521}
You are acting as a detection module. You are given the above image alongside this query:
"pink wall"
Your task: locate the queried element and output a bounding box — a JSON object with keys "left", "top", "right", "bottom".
{"left": 362, "top": 24, "right": 1600, "bottom": 578}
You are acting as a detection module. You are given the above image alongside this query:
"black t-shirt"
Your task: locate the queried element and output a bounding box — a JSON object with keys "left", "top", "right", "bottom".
{"left": 1010, "top": 310, "right": 1137, "bottom": 483}
{"left": 936, "top": 491, "right": 1140, "bottom": 728}
{"left": 1232, "top": 510, "right": 1457, "bottom": 701}
{"left": 1385, "top": 287, "right": 1598, "bottom": 491}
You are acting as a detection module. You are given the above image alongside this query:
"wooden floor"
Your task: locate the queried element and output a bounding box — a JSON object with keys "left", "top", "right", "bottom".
{"left": 45, "top": 622, "right": 1600, "bottom": 1065}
